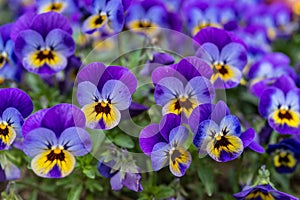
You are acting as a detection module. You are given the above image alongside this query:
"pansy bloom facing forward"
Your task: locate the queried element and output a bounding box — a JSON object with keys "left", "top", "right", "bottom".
{"left": 259, "top": 75, "right": 300, "bottom": 134}
{"left": 0, "top": 88, "right": 33, "bottom": 150}
{"left": 76, "top": 62, "right": 137, "bottom": 130}
{"left": 22, "top": 104, "right": 92, "bottom": 178}
{"left": 82, "top": 0, "right": 125, "bottom": 34}
{"left": 12, "top": 12, "right": 75, "bottom": 75}
{"left": 190, "top": 101, "right": 263, "bottom": 162}
{"left": 234, "top": 184, "right": 298, "bottom": 200}
{"left": 139, "top": 114, "right": 191, "bottom": 177}
{"left": 152, "top": 57, "right": 215, "bottom": 122}
{"left": 267, "top": 139, "right": 300, "bottom": 173}
{"left": 194, "top": 27, "right": 248, "bottom": 89}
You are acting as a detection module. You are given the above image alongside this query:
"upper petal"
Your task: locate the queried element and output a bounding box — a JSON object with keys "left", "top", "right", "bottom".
{"left": 77, "top": 81, "right": 101, "bottom": 106}
{"left": 23, "top": 127, "right": 58, "bottom": 157}
{"left": 58, "top": 127, "right": 92, "bottom": 156}
{"left": 45, "top": 29, "right": 75, "bottom": 56}
{"left": 220, "top": 115, "right": 241, "bottom": 136}
{"left": 220, "top": 43, "right": 247, "bottom": 71}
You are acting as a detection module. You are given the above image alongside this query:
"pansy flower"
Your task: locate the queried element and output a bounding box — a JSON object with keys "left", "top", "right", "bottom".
{"left": 0, "top": 88, "right": 33, "bottom": 150}
{"left": 82, "top": 0, "right": 125, "bottom": 34}
{"left": 194, "top": 27, "right": 248, "bottom": 89}
{"left": 0, "top": 23, "right": 21, "bottom": 83}
{"left": 183, "top": 0, "right": 237, "bottom": 36}
{"left": 76, "top": 62, "right": 137, "bottom": 130}
{"left": 139, "top": 114, "right": 191, "bottom": 177}
{"left": 190, "top": 101, "right": 264, "bottom": 162}
{"left": 37, "top": 0, "right": 77, "bottom": 14}
{"left": 267, "top": 138, "right": 300, "bottom": 173}
{"left": 259, "top": 75, "right": 300, "bottom": 134}
{"left": 234, "top": 184, "right": 298, "bottom": 200}
{"left": 22, "top": 104, "right": 92, "bottom": 178}
{"left": 152, "top": 57, "right": 215, "bottom": 122}
{"left": 12, "top": 12, "right": 75, "bottom": 75}
{"left": 97, "top": 147, "right": 143, "bottom": 192}
{"left": 248, "top": 52, "right": 296, "bottom": 97}
{"left": 126, "top": 0, "right": 169, "bottom": 35}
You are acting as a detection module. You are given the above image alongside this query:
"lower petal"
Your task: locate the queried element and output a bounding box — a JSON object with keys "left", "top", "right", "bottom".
{"left": 0, "top": 125, "right": 16, "bottom": 150}
{"left": 31, "top": 150, "right": 75, "bottom": 178}
{"left": 169, "top": 147, "right": 191, "bottom": 177}
{"left": 82, "top": 102, "right": 121, "bottom": 130}
{"left": 207, "top": 135, "right": 243, "bottom": 162}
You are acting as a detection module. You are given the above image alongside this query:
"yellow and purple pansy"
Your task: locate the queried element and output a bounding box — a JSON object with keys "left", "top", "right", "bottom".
{"left": 194, "top": 27, "right": 248, "bottom": 89}
{"left": 76, "top": 62, "right": 137, "bottom": 130}
{"left": 234, "top": 184, "right": 298, "bottom": 200}
{"left": 190, "top": 101, "right": 264, "bottom": 162}
{"left": 37, "top": 0, "right": 77, "bottom": 14}
{"left": 12, "top": 12, "right": 75, "bottom": 75}
{"left": 267, "top": 138, "right": 300, "bottom": 174}
{"left": 82, "top": 0, "right": 125, "bottom": 34}
{"left": 126, "top": 0, "right": 169, "bottom": 35}
{"left": 259, "top": 75, "right": 300, "bottom": 134}
{"left": 152, "top": 57, "right": 215, "bottom": 122}
{"left": 139, "top": 114, "right": 191, "bottom": 177}
{"left": 247, "top": 53, "right": 296, "bottom": 97}
{"left": 0, "top": 88, "right": 33, "bottom": 150}
{"left": 22, "top": 104, "right": 92, "bottom": 178}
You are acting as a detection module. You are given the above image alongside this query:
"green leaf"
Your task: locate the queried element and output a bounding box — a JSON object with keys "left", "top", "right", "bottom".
{"left": 155, "top": 185, "right": 174, "bottom": 199}
{"left": 198, "top": 163, "right": 214, "bottom": 197}
{"left": 83, "top": 166, "right": 96, "bottom": 179}
{"left": 67, "top": 184, "right": 83, "bottom": 200}
{"left": 113, "top": 134, "right": 135, "bottom": 149}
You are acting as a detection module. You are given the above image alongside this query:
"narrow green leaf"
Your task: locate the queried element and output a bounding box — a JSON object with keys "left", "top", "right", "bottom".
{"left": 67, "top": 184, "right": 83, "bottom": 200}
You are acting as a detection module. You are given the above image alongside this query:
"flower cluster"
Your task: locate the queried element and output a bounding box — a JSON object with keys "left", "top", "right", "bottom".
{"left": 1, "top": 0, "right": 300, "bottom": 199}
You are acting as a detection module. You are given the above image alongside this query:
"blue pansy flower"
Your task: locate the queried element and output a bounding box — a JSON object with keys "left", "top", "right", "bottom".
{"left": 76, "top": 62, "right": 137, "bottom": 130}
{"left": 190, "top": 101, "right": 264, "bottom": 162}
{"left": 259, "top": 75, "right": 300, "bottom": 134}
{"left": 82, "top": 0, "right": 125, "bottom": 34}
{"left": 22, "top": 104, "right": 92, "bottom": 178}
{"left": 139, "top": 114, "right": 191, "bottom": 177}
{"left": 12, "top": 12, "right": 75, "bottom": 76}
{"left": 267, "top": 139, "right": 300, "bottom": 174}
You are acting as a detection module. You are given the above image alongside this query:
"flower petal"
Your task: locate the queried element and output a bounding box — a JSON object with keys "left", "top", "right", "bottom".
{"left": 58, "top": 127, "right": 92, "bottom": 156}
{"left": 259, "top": 87, "right": 285, "bottom": 118}
{"left": 159, "top": 113, "right": 182, "bottom": 141}
{"left": 23, "top": 128, "right": 57, "bottom": 157}
{"left": 169, "top": 126, "right": 189, "bottom": 147}
{"left": 22, "top": 109, "right": 48, "bottom": 137}
{"left": 101, "top": 80, "right": 131, "bottom": 111}
{"left": 139, "top": 124, "right": 165, "bottom": 156}
{"left": 220, "top": 115, "right": 241, "bottom": 136}
{"left": 220, "top": 43, "right": 247, "bottom": 71}
{"left": 193, "top": 119, "right": 219, "bottom": 148}
{"left": 240, "top": 128, "right": 255, "bottom": 148}
{"left": 151, "top": 142, "right": 170, "bottom": 171}
{"left": 41, "top": 104, "right": 86, "bottom": 137}
{"left": 2, "top": 107, "right": 24, "bottom": 137}
{"left": 77, "top": 81, "right": 101, "bottom": 106}
{"left": 0, "top": 87, "right": 33, "bottom": 118}
{"left": 154, "top": 77, "right": 184, "bottom": 106}
{"left": 77, "top": 62, "right": 106, "bottom": 86}
{"left": 45, "top": 29, "right": 75, "bottom": 56}
{"left": 169, "top": 147, "right": 191, "bottom": 177}
{"left": 31, "top": 149, "right": 75, "bottom": 178}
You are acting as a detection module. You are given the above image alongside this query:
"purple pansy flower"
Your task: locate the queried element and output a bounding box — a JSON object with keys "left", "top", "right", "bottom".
{"left": 139, "top": 114, "right": 191, "bottom": 177}
{"left": 12, "top": 12, "right": 75, "bottom": 76}
{"left": 194, "top": 27, "right": 248, "bottom": 89}
{"left": 126, "top": 0, "right": 169, "bottom": 35}
{"left": 0, "top": 88, "right": 33, "bottom": 150}
{"left": 22, "top": 104, "right": 92, "bottom": 178}
{"left": 233, "top": 184, "right": 298, "bottom": 200}
{"left": 82, "top": 0, "right": 125, "bottom": 34}
{"left": 152, "top": 57, "right": 215, "bottom": 122}
{"left": 183, "top": 0, "right": 237, "bottom": 36}
{"left": 97, "top": 148, "right": 143, "bottom": 192}
{"left": 248, "top": 52, "right": 296, "bottom": 97}
{"left": 76, "top": 62, "right": 137, "bottom": 130}
{"left": 267, "top": 138, "right": 300, "bottom": 174}
{"left": 0, "top": 23, "right": 21, "bottom": 83}
{"left": 258, "top": 75, "right": 300, "bottom": 134}
{"left": 190, "top": 101, "right": 264, "bottom": 162}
